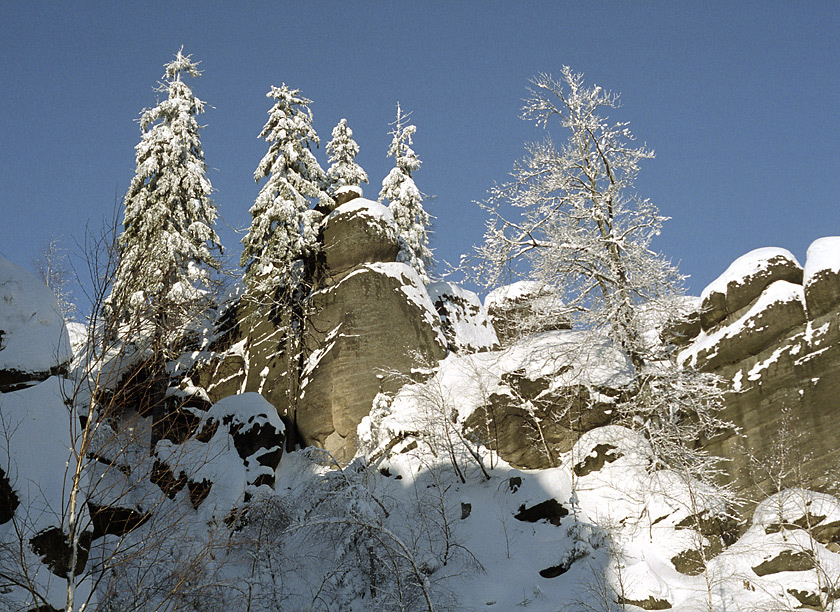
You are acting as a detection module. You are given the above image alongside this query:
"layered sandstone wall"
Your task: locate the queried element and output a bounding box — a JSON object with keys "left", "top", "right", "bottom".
{"left": 677, "top": 239, "right": 840, "bottom": 499}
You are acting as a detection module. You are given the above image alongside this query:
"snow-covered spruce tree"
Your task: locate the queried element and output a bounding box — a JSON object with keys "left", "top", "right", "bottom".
{"left": 325, "top": 117, "right": 369, "bottom": 203}
{"left": 238, "top": 85, "right": 329, "bottom": 442}
{"left": 473, "top": 68, "right": 733, "bottom": 492}
{"left": 379, "top": 104, "right": 432, "bottom": 282}
{"left": 240, "top": 84, "right": 330, "bottom": 296}
{"left": 110, "top": 47, "right": 221, "bottom": 354}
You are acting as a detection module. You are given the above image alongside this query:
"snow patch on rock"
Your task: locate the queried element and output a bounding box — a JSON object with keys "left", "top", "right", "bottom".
{"left": 427, "top": 281, "right": 498, "bottom": 353}
{"left": 328, "top": 197, "right": 395, "bottom": 226}
{"left": 374, "top": 330, "right": 634, "bottom": 439}
{"left": 680, "top": 280, "right": 806, "bottom": 368}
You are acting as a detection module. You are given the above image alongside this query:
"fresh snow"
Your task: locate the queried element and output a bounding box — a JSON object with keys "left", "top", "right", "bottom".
{"left": 0, "top": 377, "right": 86, "bottom": 609}
{"left": 371, "top": 329, "right": 635, "bottom": 441}
{"left": 4, "top": 356, "right": 840, "bottom": 611}
{"left": 357, "top": 415, "right": 840, "bottom": 612}
{"left": 0, "top": 255, "right": 71, "bottom": 376}
{"left": 427, "top": 281, "right": 499, "bottom": 352}
{"left": 700, "top": 247, "right": 800, "bottom": 301}
{"left": 155, "top": 393, "right": 283, "bottom": 521}
{"left": 804, "top": 236, "right": 840, "bottom": 286}
{"left": 484, "top": 280, "right": 564, "bottom": 314}
{"left": 328, "top": 197, "right": 395, "bottom": 226}
{"left": 5, "top": 231, "right": 840, "bottom": 611}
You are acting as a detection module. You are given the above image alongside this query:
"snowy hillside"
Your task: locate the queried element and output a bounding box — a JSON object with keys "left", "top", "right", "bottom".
{"left": 5, "top": 369, "right": 840, "bottom": 611}
{"left": 3, "top": 243, "right": 840, "bottom": 611}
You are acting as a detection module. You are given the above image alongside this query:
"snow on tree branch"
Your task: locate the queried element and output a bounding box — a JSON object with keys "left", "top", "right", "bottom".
{"left": 111, "top": 48, "right": 221, "bottom": 345}
{"left": 241, "top": 84, "right": 329, "bottom": 293}
{"left": 326, "top": 118, "right": 369, "bottom": 202}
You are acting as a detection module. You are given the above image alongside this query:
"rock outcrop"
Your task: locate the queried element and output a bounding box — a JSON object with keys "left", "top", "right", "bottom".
{"left": 378, "top": 329, "right": 636, "bottom": 470}
{"left": 427, "top": 281, "right": 498, "bottom": 354}
{"left": 299, "top": 200, "right": 447, "bottom": 458}
{"left": 200, "top": 198, "right": 449, "bottom": 461}
{"left": 321, "top": 199, "right": 399, "bottom": 276}
{"left": 676, "top": 240, "right": 840, "bottom": 499}
{"left": 484, "top": 281, "right": 570, "bottom": 346}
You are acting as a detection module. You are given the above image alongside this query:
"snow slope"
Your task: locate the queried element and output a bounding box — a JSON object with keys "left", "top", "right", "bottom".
{"left": 0, "top": 255, "right": 71, "bottom": 383}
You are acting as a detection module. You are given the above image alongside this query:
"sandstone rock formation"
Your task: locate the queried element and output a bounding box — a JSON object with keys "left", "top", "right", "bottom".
{"left": 299, "top": 199, "right": 447, "bottom": 458}
{"left": 676, "top": 240, "right": 840, "bottom": 500}
{"left": 200, "top": 198, "right": 448, "bottom": 460}
{"left": 321, "top": 198, "right": 399, "bottom": 276}
{"left": 380, "top": 329, "right": 635, "bottom": 470}
{"left": 484, "top": 281, "right": 570, "bottom": 345}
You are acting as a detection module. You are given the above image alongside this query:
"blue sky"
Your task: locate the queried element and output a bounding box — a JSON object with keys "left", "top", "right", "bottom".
{"left": 1, "top": 1, "right": 838, "bottom": 312}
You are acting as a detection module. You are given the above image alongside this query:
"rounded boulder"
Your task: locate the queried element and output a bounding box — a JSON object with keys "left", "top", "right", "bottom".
{"left": 323, "top": 199, "right": 399, "bottom": 277}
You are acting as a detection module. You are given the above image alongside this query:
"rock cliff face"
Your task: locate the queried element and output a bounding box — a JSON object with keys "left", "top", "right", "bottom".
{"left": 5, "top": 226, "right": 840, "bottom": 610}
{"left": 201, "top": 197, "right": 458, "bottom": 460}
{"left": 374, "top": 329, "right": 636, "bottom": 470}
{"left": 677, "top": 239, "right": 840, "bottom": 498}
{"left": 200, "top": 232, "right": 840, "bottom": 496}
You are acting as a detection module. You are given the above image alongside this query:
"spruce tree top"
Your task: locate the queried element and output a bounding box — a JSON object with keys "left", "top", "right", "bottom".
{"left": 241, "top": 85, "right": 329, "bottom": 291}
{"left": 325, "top": 118, "right": 369, "bottom": 201}
{"left": 112, "top": 47, "right": 221, "bottom": 321}
{"left": 379, "top": 104, "right": 431, "bottom": 282}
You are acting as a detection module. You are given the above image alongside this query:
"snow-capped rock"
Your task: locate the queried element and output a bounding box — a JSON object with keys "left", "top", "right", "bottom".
{"left": 0, "top": 255, "right": 72, "bottom": 392}
{"left": 323, "top": 198, "right": 398, "bottom": 278}
{"left": 372, "top": 329, "right": 635, "bottom": 469}
{"left": 301, "top": 261, "right": 447, "bottom": 458}
{"left": 484, "top": 281, "right": 570, "bottom": 344}
{"left": 680, "top": 280, "right": 807, "bottom": 370}
{"left": 699, "top": 247, "right": 802, "bottom": 331}
{"left": 427, "top": 280, "right": 498, "bottom": 353}
{"left": 803, "top": 236, "right": 840, "bottom": 318}
{"left": 677, "top": 238, "right": 840, "bottom": 510}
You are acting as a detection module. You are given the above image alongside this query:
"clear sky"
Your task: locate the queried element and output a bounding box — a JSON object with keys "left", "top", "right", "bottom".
{"left": 1, "top": 1, "right": 837, "bottom": 313}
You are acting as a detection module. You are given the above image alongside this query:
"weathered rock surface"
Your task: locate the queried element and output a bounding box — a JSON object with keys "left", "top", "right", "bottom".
{"left": 0, "top": 467, "right": 19, "bottom": 525}
{"left": 0, "top": 256, "right": 71, "bottom": 392}
{"left": 680, "top": 280, "right": 807, "bottom": 371}
{"left": 204, "top": 393, "right": 285, "bottom": 488}
{"left": 698, "top": 247, "right": 802, "bottom": 331}
{"left": 464, "top": 381, "right": 618, "bottom": 469}
{"left": 382, "top": 330, "right": 635, "bottom": 470}
{"left": 322, "top": 200, "right": 399, "bottom": 278}
{"left": 804, "top": 237, "right": 840, "bottom": 319}
{"left": 301, "top": 261, "right": 446, "bottom": 458}
{"left": 199, "top": 293, "right": 297, "bottom": 430}
{"left": 751, "top": 549, "right": 816, "bottom": 576}
{"left": 465, "top": 334, "right": 632, "bottom": 469}
{"left": 30, "top": 525, "right": 92, "bottom": 578}
{"left": 616, "top": 595, "right": 672, "bottom": 610}
{"left": 676, "top": 239, "right": 840, "bottom": 500}
{"left": 198, "top": 199, "right": 467, "bottom": 460}
{"left": 514, "top": 499, "right": 569, "bottom": 525}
